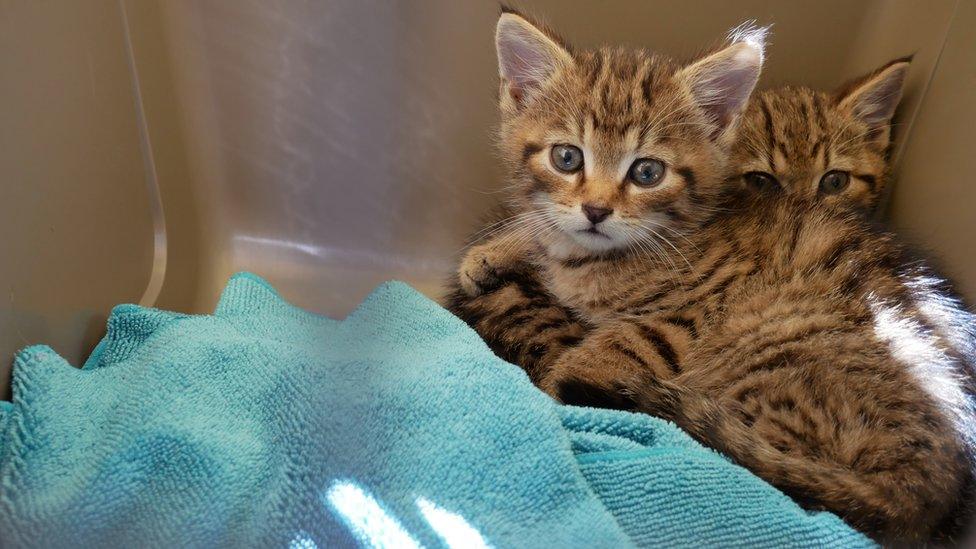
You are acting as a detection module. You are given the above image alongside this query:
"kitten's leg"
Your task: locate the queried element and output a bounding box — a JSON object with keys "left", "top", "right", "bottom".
{"left": 449, "top": 224, "right": 589, "bottom": 380}
{"left": 447, "top": 266, "right": 586, "bottom": 383}
{"left": 540, "top": 314, "right": 695, "bottom": 408}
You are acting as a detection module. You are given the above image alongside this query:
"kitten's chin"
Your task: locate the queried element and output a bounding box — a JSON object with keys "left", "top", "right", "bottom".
{"left": 541, "top": 228, "right": 629, "bottom": 260}
{"left": 569, "top": 229, "right": 625, "bottom": 253}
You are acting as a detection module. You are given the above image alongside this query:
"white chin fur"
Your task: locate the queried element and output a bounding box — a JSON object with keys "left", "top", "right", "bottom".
{"left": 567, "top": 230, "right": 625, "bottom": 252}
{"left": 531, "top": 198, "right": 632, "bottom": 257}
{"left": 541, "top": 226, "right": 628, "bottom": 259}
{"left": 564, "top": 216, "right": 631, "bottom": 254}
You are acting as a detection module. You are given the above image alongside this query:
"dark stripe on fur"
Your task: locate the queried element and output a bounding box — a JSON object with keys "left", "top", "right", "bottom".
{"left": 676, "top": 166, "right": 697, "bottom": 189}
{"left": 635, "top": 323, "right": 680, "bottom": 373}
{"left": 855, "top": 173, "right": 878, "bottom": 191}
{"left": 664, "top": 315, "right": 699, "bottom": 339}
{"left": 560, "top": 249, "right": 628, "bottom": 268}
{"left": 759, "top": 97, "right": 777, "bottom": 166}
{"left": 522, "top": 142, "right": 543, "bottom": 161}
{"left": 611, "top": 342, "right": 649, "bottom": 368}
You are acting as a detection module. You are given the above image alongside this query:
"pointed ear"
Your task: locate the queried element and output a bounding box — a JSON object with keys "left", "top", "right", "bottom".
{"left": 836, "top": 58, "right": 911, "bottom": 141}
{"left": 677, "top": 24, "right": 767, "bottom": 142}
{"left": 495, "top": 11, "right": 573, "bottom": 111}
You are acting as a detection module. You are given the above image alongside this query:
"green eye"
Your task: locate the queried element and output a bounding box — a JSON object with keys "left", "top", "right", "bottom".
{"left": 743, "top": 172, "right": 780, "bottom": 192}
{"left": 551, "top": 145, "right": 584, "bottom": 173}
{"left": 629, "top": 158, "right": 666, "bottom": 187}
{"left": 819, "top": 171, "right": 850, "bottom": 194}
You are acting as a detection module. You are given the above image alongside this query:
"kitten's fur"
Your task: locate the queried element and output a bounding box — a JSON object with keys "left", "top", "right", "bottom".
{"left": 446, "top": 10, "right": 976, "bottom": 544}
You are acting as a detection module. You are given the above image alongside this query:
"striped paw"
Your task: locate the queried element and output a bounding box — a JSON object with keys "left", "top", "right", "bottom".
{"left": 458, "top": 243, "right": 507, "bottom": 297}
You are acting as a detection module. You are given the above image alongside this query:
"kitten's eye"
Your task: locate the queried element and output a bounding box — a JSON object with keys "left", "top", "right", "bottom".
{"left": 629, "top": 158, "right": 666, "bottom": 187}
{"left": 550, "top": 144, "right": 584, "bottom": 173}
{"left": 743, "top": 171, "right": 780, "bottom": 193}
{"left": 819, "top": 171, "right": 850, "bottom": 194}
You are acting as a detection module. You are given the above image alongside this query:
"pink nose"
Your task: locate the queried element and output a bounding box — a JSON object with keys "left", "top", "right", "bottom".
{"left": 582, "top": 204, "right": 612, "bottom": 224}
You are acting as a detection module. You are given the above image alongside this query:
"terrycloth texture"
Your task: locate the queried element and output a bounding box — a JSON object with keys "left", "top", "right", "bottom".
{"left": 0, "top": 272, "right": 874, "bottom": 548}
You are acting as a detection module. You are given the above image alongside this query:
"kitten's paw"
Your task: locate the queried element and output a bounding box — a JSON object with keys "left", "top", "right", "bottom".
{"left": 458, "top": 243, "right": 506, "bottom": 297}
{"left": 538, "top": 348, "right": 592, "bottom": 396}
{"left": 540, "top": 344, "right": 639, "bottom": 410}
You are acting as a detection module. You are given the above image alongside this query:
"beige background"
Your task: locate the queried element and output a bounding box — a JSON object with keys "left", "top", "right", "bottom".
{"left": 1, "top": 0, "right": 973, "bottom": 396}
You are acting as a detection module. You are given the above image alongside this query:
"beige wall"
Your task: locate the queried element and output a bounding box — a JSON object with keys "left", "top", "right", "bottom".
{"left": 2, "top": 0, "right": 975, "bottom": 396}
{"left": 888, "top": 0, "right": 976, "bottom": 303}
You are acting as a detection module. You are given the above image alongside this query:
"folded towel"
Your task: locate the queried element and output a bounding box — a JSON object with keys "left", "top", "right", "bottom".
{"left": 0, "top": 272, "right": 873, "bottom": 548}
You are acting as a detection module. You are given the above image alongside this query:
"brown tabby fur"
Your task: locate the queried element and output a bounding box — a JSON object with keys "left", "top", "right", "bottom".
{"left": 446, "top": 9, "right": 975, "bottom": 544}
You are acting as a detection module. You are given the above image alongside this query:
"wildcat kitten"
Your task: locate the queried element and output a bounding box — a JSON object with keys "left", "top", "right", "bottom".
{"left": 447, "top": 11, "right": 764, "bottom": 381}
{"left": 733, "top": 63, "right": 976, "bottom": 386}
{"left": 447, "top": 10, "right": 976, "bottom": 544}
{"left": 732, "top": 58, "right": 912, "bottom": 212}
{"left": 724, "top": 63, "right": 976, "bottom": 540}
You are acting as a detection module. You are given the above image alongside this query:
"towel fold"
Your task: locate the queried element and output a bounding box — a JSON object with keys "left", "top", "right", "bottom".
{"left": 0, "top": 272, "right": 872, "bottom": 548}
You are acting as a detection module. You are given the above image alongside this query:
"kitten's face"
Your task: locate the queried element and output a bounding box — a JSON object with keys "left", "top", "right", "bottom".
{"left": 731, "top": 61, "right": 909, "bottom": 212}
{"left": 507, "top": 50, "right": 724, "bottom": 256}
{"left": 494, "top": 13, "right": 764, "bottom": 257}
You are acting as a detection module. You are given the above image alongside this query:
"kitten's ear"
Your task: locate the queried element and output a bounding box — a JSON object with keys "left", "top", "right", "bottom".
{"left": 495, "top": 10, "right": 573, "bottom": 112}
{"left": 835, "top": 57, "right": 911, "bottom": 141}
{"left": 677, "top": 24, "right": 767, "bottom": 142}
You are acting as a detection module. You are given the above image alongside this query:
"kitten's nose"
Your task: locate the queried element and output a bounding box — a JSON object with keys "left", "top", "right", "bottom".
{"left": 582, "top": 204, "right": 613, "bottom": 224}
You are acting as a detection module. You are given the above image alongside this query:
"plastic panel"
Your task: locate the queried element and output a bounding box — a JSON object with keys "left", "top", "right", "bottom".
{"left": 0, "top": 0, "right": 160, "bottom": 396}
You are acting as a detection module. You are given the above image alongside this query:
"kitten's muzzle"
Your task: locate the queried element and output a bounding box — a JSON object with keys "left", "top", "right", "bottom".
{"left": 582, "top": 204, "right": 613, "bottom": 224}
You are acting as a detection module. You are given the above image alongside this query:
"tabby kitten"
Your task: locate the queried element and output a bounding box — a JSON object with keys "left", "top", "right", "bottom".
{"left": 724, "top": 64, "right": 976, "bottom": 540}
{"left": 732, "top": 63, "right": 976, "bottom": 377}
{"left": 732, "top": 58, "right": 912, "bottom": 212}
{"left": 447, "top": 11, "right": 976, "bottom": 544}
{"left": 447, "top": 11, "right": 765, "bottom": 382}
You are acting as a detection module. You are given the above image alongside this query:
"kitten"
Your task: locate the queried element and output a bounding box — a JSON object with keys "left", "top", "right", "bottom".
{"left": 725, "top": 64, "right": 976, "bottom": 540}
{"left": 731, "top": 58, "right": 912, "bottom": 212}
{"left": 447, "top": 11, "right": 763, "bottom": 382}
{"left": 447, "top": 10, "right": 976, "bottom": 544}
{"left": 733, "top": 63, "right": 976, "bottom": 383}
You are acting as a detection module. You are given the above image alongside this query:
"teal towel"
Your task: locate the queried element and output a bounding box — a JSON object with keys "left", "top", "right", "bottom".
{"left": 0, "top": 272, "right": 873, "bottom": 548}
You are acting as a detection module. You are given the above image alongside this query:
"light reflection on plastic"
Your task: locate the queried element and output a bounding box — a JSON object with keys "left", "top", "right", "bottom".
{"left": 296, "top": 479, "right": 492, "bottom": 549}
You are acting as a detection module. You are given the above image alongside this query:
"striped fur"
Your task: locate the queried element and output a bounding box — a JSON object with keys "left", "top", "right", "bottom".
{"left": 446, "top": 12, "right": 975, "bottom": 544}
